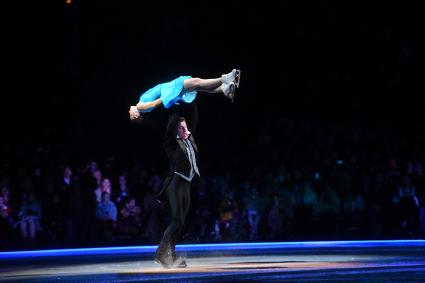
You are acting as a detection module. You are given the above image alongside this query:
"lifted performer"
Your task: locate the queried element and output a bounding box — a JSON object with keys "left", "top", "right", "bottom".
{"left": 128, "top": 69, "right": 241, "bottom": 123}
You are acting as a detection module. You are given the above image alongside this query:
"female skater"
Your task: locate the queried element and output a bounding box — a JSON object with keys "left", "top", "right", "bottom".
{"left": 128, "top": 69, "right": 241, "bottom": 123}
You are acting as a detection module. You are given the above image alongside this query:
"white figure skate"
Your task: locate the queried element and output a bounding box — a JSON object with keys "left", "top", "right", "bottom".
{"left": 221, "top": 82, "right": 236, "bottom": 103}
{"left": 222, "top": 69, "right": 241, "bottom": 88}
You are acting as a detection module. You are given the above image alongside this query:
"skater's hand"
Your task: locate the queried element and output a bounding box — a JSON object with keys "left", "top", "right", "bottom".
{"left": 129, "top": 106, "right": 139, "bottom": 118}
{"left": 129, "top": 106, "right": 143, "bottom": 123}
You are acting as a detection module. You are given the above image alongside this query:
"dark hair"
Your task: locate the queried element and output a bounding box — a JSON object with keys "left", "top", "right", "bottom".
{"left": 178, "top": 117, "right": 186, "bottom": 123}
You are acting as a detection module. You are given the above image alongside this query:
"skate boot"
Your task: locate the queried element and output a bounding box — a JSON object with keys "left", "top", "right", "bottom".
{"left": 154, "top": 243, "right": 173, "bottom": 268}
{"left": 221, "top": 69, "right": 241, "bottom": 88}
{"left": 221, "top": 82, "right": 236, "bottom": 103}
{"left": 172, "top": 256, "right": 187, "bottom": 268}
{"left": 170, "top": 245, "right": 187, "bottom": 268}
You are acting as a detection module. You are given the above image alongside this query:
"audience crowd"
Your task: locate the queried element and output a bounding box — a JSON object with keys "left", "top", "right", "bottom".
{"left": 1, "top": 116, "right": 425, "bottom": 251}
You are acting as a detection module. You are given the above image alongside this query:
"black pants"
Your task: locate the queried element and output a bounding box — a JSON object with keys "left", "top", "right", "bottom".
{"left": 157, "top": 174, "right": 191, "bottom": 257}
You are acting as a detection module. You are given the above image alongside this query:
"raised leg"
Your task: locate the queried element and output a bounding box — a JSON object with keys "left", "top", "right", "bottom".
{"left": 183, "top": 78, "right": 222, "bottom": 93}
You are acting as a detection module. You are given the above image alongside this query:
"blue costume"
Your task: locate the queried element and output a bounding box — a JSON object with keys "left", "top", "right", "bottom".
{"left": 138, "top": 76, "right": 197, "bottom": 112}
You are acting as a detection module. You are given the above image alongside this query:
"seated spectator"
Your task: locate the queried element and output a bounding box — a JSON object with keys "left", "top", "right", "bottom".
{"left": 267, "top": 195, "right": 283, "bottom": 240}
{"left": 101, "top": 178, "right": 113, "bottom": 195}
{"left": 0, "top": 195, "right": 14, "bottom": 245}
{"left": 117, "top": 197, "right": 141, "bottom": 235}
{"left": 116, "top": 174, "right": 131, "bottom": 209}
{"left": 95, "top": 191, "right": 117, "bottom": 238}
{"left": 43, "top": 191, "right": 65, "bottom": 242}
{"left": 393, "top": 175, "right": 420, "bottom": 235}
{"left": 215, "top": 190, "right": 236, "bottom": 241}
{"left": 16, "top": 191, "right": 42, "bottom": 241}
{"left": 342, "top": 190, "right": 366, "bottom": 236}
{"left": 191, "top": 178, "right": 213, "bottom": 242}
{"left": 93, "top": 169, "right": 103, "bottom": 203}
{"left": 142, "top": 175, "right": 162, "bottom": 242}
{"left": 1, "top": 185, "right": 12, "bottom": 207}
{"left": 243, "top": 186, "right": 262, "bottom": 241}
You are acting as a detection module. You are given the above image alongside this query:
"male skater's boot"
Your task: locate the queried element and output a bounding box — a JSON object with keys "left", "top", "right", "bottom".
{"left": 170, "top": 244, "right": 187, "bottom": 268}
{"left": 154, "top": 241, "right": 173, "bottom": 268}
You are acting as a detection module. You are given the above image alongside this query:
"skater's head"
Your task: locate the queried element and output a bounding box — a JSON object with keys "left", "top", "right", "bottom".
{"left": 129, "top": 106, "right": 144, "bottom": 124}
{"left": 177, "top": 117, "right": 191, "bottom": 140}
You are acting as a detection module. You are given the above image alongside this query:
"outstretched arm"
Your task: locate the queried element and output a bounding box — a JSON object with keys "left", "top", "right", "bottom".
{"left": 136, "top": 98, "right": 163, "bottom": 112}
{"left": 129, "top": 99, "right": 163, "bottom": 122}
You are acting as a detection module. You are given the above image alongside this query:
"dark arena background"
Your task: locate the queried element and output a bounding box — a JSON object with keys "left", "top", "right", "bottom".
{"left": 1, "top": 1, "right": 424, "bottom": 282}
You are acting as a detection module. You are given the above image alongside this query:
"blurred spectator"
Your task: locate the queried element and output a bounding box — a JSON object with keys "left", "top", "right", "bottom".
{"left": 95, "top": 192, "right": 117, "bottom": 239}
{"left": 412, "top": 162, "right": 425, "bottom": 236}
{"left": 58, "top": 166, "right": 79, "bottom": 244}
{"left": 342, "top": 188, "right": 366, "bottom": 237}
{"left": 116, "top": 174, "right": 131, "bottom": 209}
{"left": 243, "top": 183, "right": 262, "bottom": 241}
{"left": 0, "top": 195, "right": 14, "bottom": 245}
{"left": 82, "top": 160, "right": 99, "bottom": 194}
{"left": 191, "top": 178, "right": 213, "bottom": 242}
{"left": 16, "top": 191, "right": 42, "bottom": 241}
{"left": 315, "top": 184, "right": 340, "bottom": 239}
{"left": 118, "top": 197, "right": 141, "bottom": 235}
{"left": 101, "top": 178, "right": 113, "bottom": 196}
{"left": 43, "top": 191, "right": 65, "bottom": 243}
{"left": 215, "top": 189, "right": 237, "bottom": 241}
{"left": 393, "top": 175, "right": 419, "bottom": 236}
{"left": 267, "top": 195, "right": 283, "bottom": 240}
{"left": 93, "top": 169, "right": 103, "bottom": 203}
{"left": 142, "top": 175, "right": 162, "bottom": 242}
